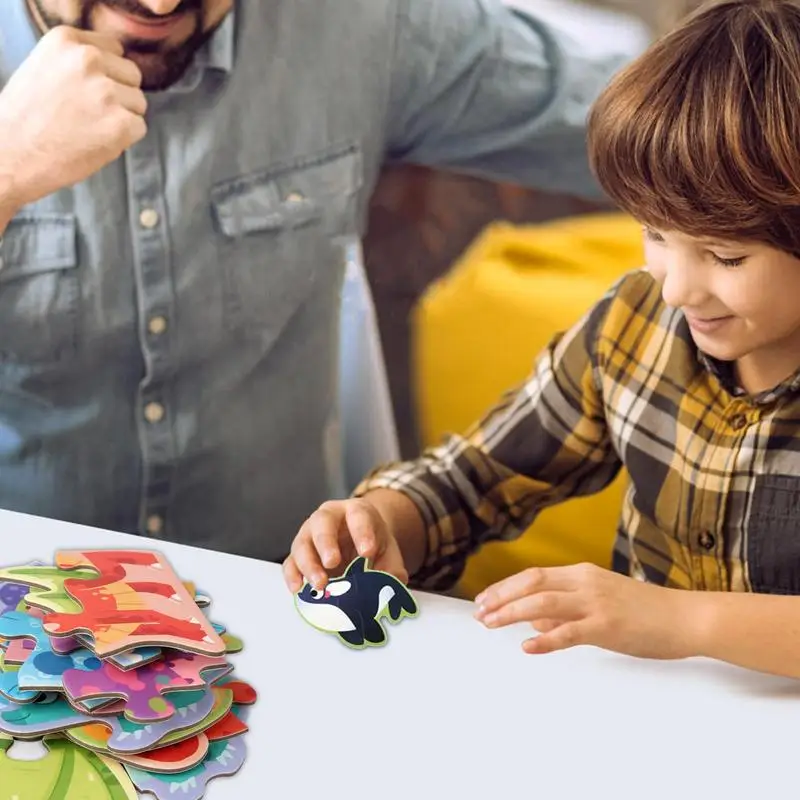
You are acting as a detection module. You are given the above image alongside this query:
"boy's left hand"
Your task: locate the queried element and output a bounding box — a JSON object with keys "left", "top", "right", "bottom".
{"left": 474, "top": 563, "right": 701, "bottom": 660}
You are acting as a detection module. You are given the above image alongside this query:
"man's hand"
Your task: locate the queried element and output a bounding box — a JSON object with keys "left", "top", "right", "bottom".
{"left": 0, "top": 26, "right": 147, "bottom": 218}
{"left": 474, "top": 563, "right": 700, "bottom": 660}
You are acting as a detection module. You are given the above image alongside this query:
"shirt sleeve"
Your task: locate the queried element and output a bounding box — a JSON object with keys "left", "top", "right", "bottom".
{"left": 384, "top": 0, "right": 647, "bottom": 200}
{"left": 353, "top": 289, "right": 623, "bottom": 591}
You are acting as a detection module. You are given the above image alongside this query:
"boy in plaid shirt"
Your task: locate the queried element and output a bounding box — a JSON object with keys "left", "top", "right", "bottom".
{"left": 285, "top": 0, "right": 800, "bottom": 679}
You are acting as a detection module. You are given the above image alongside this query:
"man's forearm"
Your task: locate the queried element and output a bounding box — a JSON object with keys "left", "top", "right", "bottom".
{"left": 0, "top": 157, "right": 21, "bottom": 235}
{"left": 690, "top": 592, "right": 800, "bottom": 679}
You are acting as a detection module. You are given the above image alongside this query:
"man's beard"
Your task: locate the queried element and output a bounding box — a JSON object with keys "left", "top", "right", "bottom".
{"left": 30, "top": 0, "right": 212, "bottom": 92}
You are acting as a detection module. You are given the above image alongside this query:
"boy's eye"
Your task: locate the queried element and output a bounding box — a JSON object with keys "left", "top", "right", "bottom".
{"left": 712, "top": 254, "right": 747, "bottom": 268}
{"left": 644, "top": 227, "right": 665, "bottom": 243}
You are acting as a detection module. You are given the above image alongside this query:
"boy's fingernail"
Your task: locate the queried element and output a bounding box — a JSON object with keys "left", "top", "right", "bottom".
{"left": 484, "top": 613, "right": 498, "bottom": 627}
{"left": 475, "top": 592, "right": 486, "bottom": 606}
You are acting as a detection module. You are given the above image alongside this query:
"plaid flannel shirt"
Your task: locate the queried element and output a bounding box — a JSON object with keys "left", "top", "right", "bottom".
{"left": 356, "top": 269, "right": 800, "bottom": 594}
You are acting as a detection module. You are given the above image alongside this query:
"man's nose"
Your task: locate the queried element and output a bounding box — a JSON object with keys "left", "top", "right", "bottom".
{"left": 138, "top": 1, "right": 186, "bottom": 15}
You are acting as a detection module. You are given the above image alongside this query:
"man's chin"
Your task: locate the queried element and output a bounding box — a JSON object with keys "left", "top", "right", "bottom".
{"left": 124, "top": 50, "right": 195, "bottom": 92}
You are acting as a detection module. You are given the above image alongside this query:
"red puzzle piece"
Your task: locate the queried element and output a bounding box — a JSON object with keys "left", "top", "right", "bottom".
{"left": 42, "top": 551, "right": 225, "bottom": 659}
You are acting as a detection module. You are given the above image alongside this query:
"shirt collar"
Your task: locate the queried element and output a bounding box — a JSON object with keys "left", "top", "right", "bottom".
{"left": 192, "top": 6, "right": 236, "bottom": 76}
{"left": 157, "top": 7, "right": 236, "bottom": 96}
{"left": 696, "top": 348, "right": 800, "bottom": 406}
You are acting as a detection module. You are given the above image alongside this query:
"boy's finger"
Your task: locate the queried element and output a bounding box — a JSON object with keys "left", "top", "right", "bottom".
{"left": 475, "top": 566, "right": 577, "bottom": 612}
{"left": 282, "top": 556, "right": 304, "bottom": 593}
{"left": 344, "top": 502, "right": 380, "bottom": 558}
{"left": 477, "top": 591, "right": 580, "bottom": 629}
{"left": 291, "top": 528, "right": 328, "bottom": 589}
{"left": 522, "top": 621, "right": 588, "bottom": 655}
{"left": 308, "top": 508, "right": 343, "bottom": 569}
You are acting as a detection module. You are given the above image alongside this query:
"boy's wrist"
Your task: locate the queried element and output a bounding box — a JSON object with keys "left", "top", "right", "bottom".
{"left": 360, "top": 488, "right": 427, "bottom": 578}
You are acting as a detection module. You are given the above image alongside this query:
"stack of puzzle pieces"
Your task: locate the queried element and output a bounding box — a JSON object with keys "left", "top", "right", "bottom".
{"left": 0, "top": 549, "right": 257, "bottom": 799}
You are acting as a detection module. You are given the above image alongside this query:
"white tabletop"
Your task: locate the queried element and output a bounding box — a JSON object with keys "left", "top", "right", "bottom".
{"left": 1, "top": 508, "right": 798, "bottom": 799}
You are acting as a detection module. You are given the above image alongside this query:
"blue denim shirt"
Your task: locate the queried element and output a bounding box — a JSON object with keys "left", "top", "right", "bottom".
{"left": 0, "top": 0, "right": 637, "bottom": 562}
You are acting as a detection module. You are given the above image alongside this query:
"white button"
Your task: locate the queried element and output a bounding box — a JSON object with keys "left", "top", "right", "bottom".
{"left": 285, "top": 192, "right": 304, "bottom": 204}
{"left": 148, "top": 316, "right": 167, "bottom": 336}
{"left": 143, "top": 402, "right": 164, "bottom": 424}
{"left": 146, "top": 515, "right": 164, "bottom": 535}
{"left": 139, "top": 208, "right": 160, "bottom": 229}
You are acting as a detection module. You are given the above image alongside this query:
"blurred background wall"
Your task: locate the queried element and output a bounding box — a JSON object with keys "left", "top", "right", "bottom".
{"left": 362, "top": 0, "right": 708, "bottom": 458}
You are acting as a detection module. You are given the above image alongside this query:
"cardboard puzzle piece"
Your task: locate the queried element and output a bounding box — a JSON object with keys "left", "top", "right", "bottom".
{"left": 126, "top": 736, "right": 247, "bottom": 800}
{"left": 68, "top": 725, "right": 211, "bottom": 773}
{"left": 0, "top": 611, "right": 231, "bottom": 719}
{"left": 0, "top": 579, "right": 30, "bottom": 616}
{"left": 42, "top": 550, "right": 226, "bottom": 658}
{"left": 0, "top": 684, "right": 223, "bottom": 753}
{"left": 0, "top": 732, "right": 138, "bottom": 799}
{"left": 294, "top": 556, "right": 419, "bottom": 648}
{"left": 0, "top": 609, "right": 104, "bottom": 702}
{"left": 66, "top": 685, "right": 233, "bottom": 759}
{"left": 52, "top": 620, "right": 230, "bottom": 671}
{"left": 62, "top": 648, "right": 232, "bottom": 723}
{"left": 0, "top": 564, "right": 99, "bottom": 614}
{"left": 104, "top": 686, "right": 225, "bottom": 754}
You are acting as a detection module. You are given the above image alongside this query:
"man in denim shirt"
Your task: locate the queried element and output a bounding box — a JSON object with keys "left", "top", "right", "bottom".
{"left": 0, "top": 0, "right": 636, "bottom": 562}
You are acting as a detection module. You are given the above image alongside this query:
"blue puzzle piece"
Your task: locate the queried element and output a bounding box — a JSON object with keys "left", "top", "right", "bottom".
{"left": 0, "top": 611, "right": 102, "bottom": 702}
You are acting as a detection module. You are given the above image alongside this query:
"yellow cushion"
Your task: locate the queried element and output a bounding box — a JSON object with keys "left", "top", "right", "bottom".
{"left": 411, "top": 213, "right": 645, "bottom": 598}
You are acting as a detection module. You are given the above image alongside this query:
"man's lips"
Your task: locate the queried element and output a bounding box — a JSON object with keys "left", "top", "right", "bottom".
{"left": 101, "top": 6, "right": 189, "bottom": 40}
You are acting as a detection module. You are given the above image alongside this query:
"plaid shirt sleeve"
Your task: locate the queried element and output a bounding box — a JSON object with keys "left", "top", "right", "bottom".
{"left": 354, "top": 281, "right": 626, "bottom": 591}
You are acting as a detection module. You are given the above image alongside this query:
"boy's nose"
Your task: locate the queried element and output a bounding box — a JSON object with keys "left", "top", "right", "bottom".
{"left": 660, "top": 257, "right": 709, "bottom": 310}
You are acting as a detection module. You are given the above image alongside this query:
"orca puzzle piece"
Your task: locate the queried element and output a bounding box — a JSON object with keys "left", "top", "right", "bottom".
{"left": 294, "top": 556, "right": 419, "bottom": 648}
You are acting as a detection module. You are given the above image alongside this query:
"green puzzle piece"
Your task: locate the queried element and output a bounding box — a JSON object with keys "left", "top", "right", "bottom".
{"left": 0, "top": 565, "right": 98, "bottom": 614}
{"left": 0, "top": 733, "right": 137, "bottom": 799}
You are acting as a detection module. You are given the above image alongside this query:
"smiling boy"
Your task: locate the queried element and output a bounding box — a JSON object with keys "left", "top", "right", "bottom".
{"left": 284, "top": 0, "right": 800, "bottom": 679}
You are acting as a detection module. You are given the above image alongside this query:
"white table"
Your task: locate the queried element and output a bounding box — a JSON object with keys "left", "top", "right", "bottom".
{"left": 1, "top": 509, "right": 798, "bottom": 799}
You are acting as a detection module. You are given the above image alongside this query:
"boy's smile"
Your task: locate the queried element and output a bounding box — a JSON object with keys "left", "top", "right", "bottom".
{"left": 644, "top": 226, "right": 800, "bottom": 395}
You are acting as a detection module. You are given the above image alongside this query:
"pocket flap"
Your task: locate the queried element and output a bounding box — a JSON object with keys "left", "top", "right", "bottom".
{"left": 211, "top": 146, "right": 362, "bottom": 238}
{"left": 0, "top": 213, "right": 78, "bottom": 283}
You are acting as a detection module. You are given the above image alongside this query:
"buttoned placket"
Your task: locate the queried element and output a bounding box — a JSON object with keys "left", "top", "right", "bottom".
{"left": 125, "top": 122, "right": 178, "bottom": 540}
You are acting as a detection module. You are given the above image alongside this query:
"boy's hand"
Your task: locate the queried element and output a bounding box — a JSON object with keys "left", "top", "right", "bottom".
{"left": 474, "top": 563, "right": 700, "bottom": 660}
{"left": 283, "top": 498, "right": 409, "bottom": 593}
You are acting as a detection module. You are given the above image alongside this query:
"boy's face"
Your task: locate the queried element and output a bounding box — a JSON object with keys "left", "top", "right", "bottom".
{"left": 645, "top": 227, "right": 800, "bottom": 393}
{"left": 27, "top": 0, "right": 232, "bottom": 91}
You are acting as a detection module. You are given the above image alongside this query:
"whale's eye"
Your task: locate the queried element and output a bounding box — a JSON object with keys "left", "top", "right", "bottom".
{"left": 310, "top": 587, "right": 325, "bottom": 600}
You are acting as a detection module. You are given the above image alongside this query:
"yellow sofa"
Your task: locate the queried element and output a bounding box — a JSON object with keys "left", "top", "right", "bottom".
{"left": 411, "top": 213, "right": 645, "bottom": 598}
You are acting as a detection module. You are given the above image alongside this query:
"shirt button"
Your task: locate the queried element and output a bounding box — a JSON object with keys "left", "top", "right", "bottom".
{"left": 730, "top": 413, "right": 748, "bottom": 430}
{"left": 146, "top": 515, "right": 164, "bottom": 536}
{"left": 143, "top": 402, "right": 165, "bottom": 424}
{"left": 698, "top": 530, "right": 716, "bottom": 551}
{"left": 139, "top": 208, "right": 160, "bottom": 229}
{"left": 285, "top": 191, "right": 304, "bottom": 204}
{"left": 148, "top": 316, "right": 167, "bottom": 336}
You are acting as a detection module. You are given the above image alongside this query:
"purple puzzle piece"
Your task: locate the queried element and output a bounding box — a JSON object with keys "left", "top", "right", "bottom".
{"left": 0, "top": 581, "right": 31, "bottom": 616}
{"left": 62, "top": 650, "right": 232, "bottom": 723}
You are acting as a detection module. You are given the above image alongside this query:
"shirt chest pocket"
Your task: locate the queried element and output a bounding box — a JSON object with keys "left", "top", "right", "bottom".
{"left": 0, "top": 214, "right": 80, "bottom": 365}
{"left": 747, "top": 474, "right": 800, "bottom": 595}
{"left": 210, "top": 146, "right": 363, "bottom": 339}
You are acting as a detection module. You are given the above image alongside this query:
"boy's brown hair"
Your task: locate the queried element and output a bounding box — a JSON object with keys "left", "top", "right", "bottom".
{"left": 587, "top": 0, "right": 800, "bottom": 257}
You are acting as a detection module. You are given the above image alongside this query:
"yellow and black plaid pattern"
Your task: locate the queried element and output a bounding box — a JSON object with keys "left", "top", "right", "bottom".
{"left": 356, "top": 269, "right": 800, "bottom": 593}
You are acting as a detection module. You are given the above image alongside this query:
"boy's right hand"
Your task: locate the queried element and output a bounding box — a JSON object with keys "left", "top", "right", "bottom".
{"left": 0, "top": 26, "right": 147, "bottom": 215}
{"left": 283, "top": 498, "right": 409, "bottom": 593}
